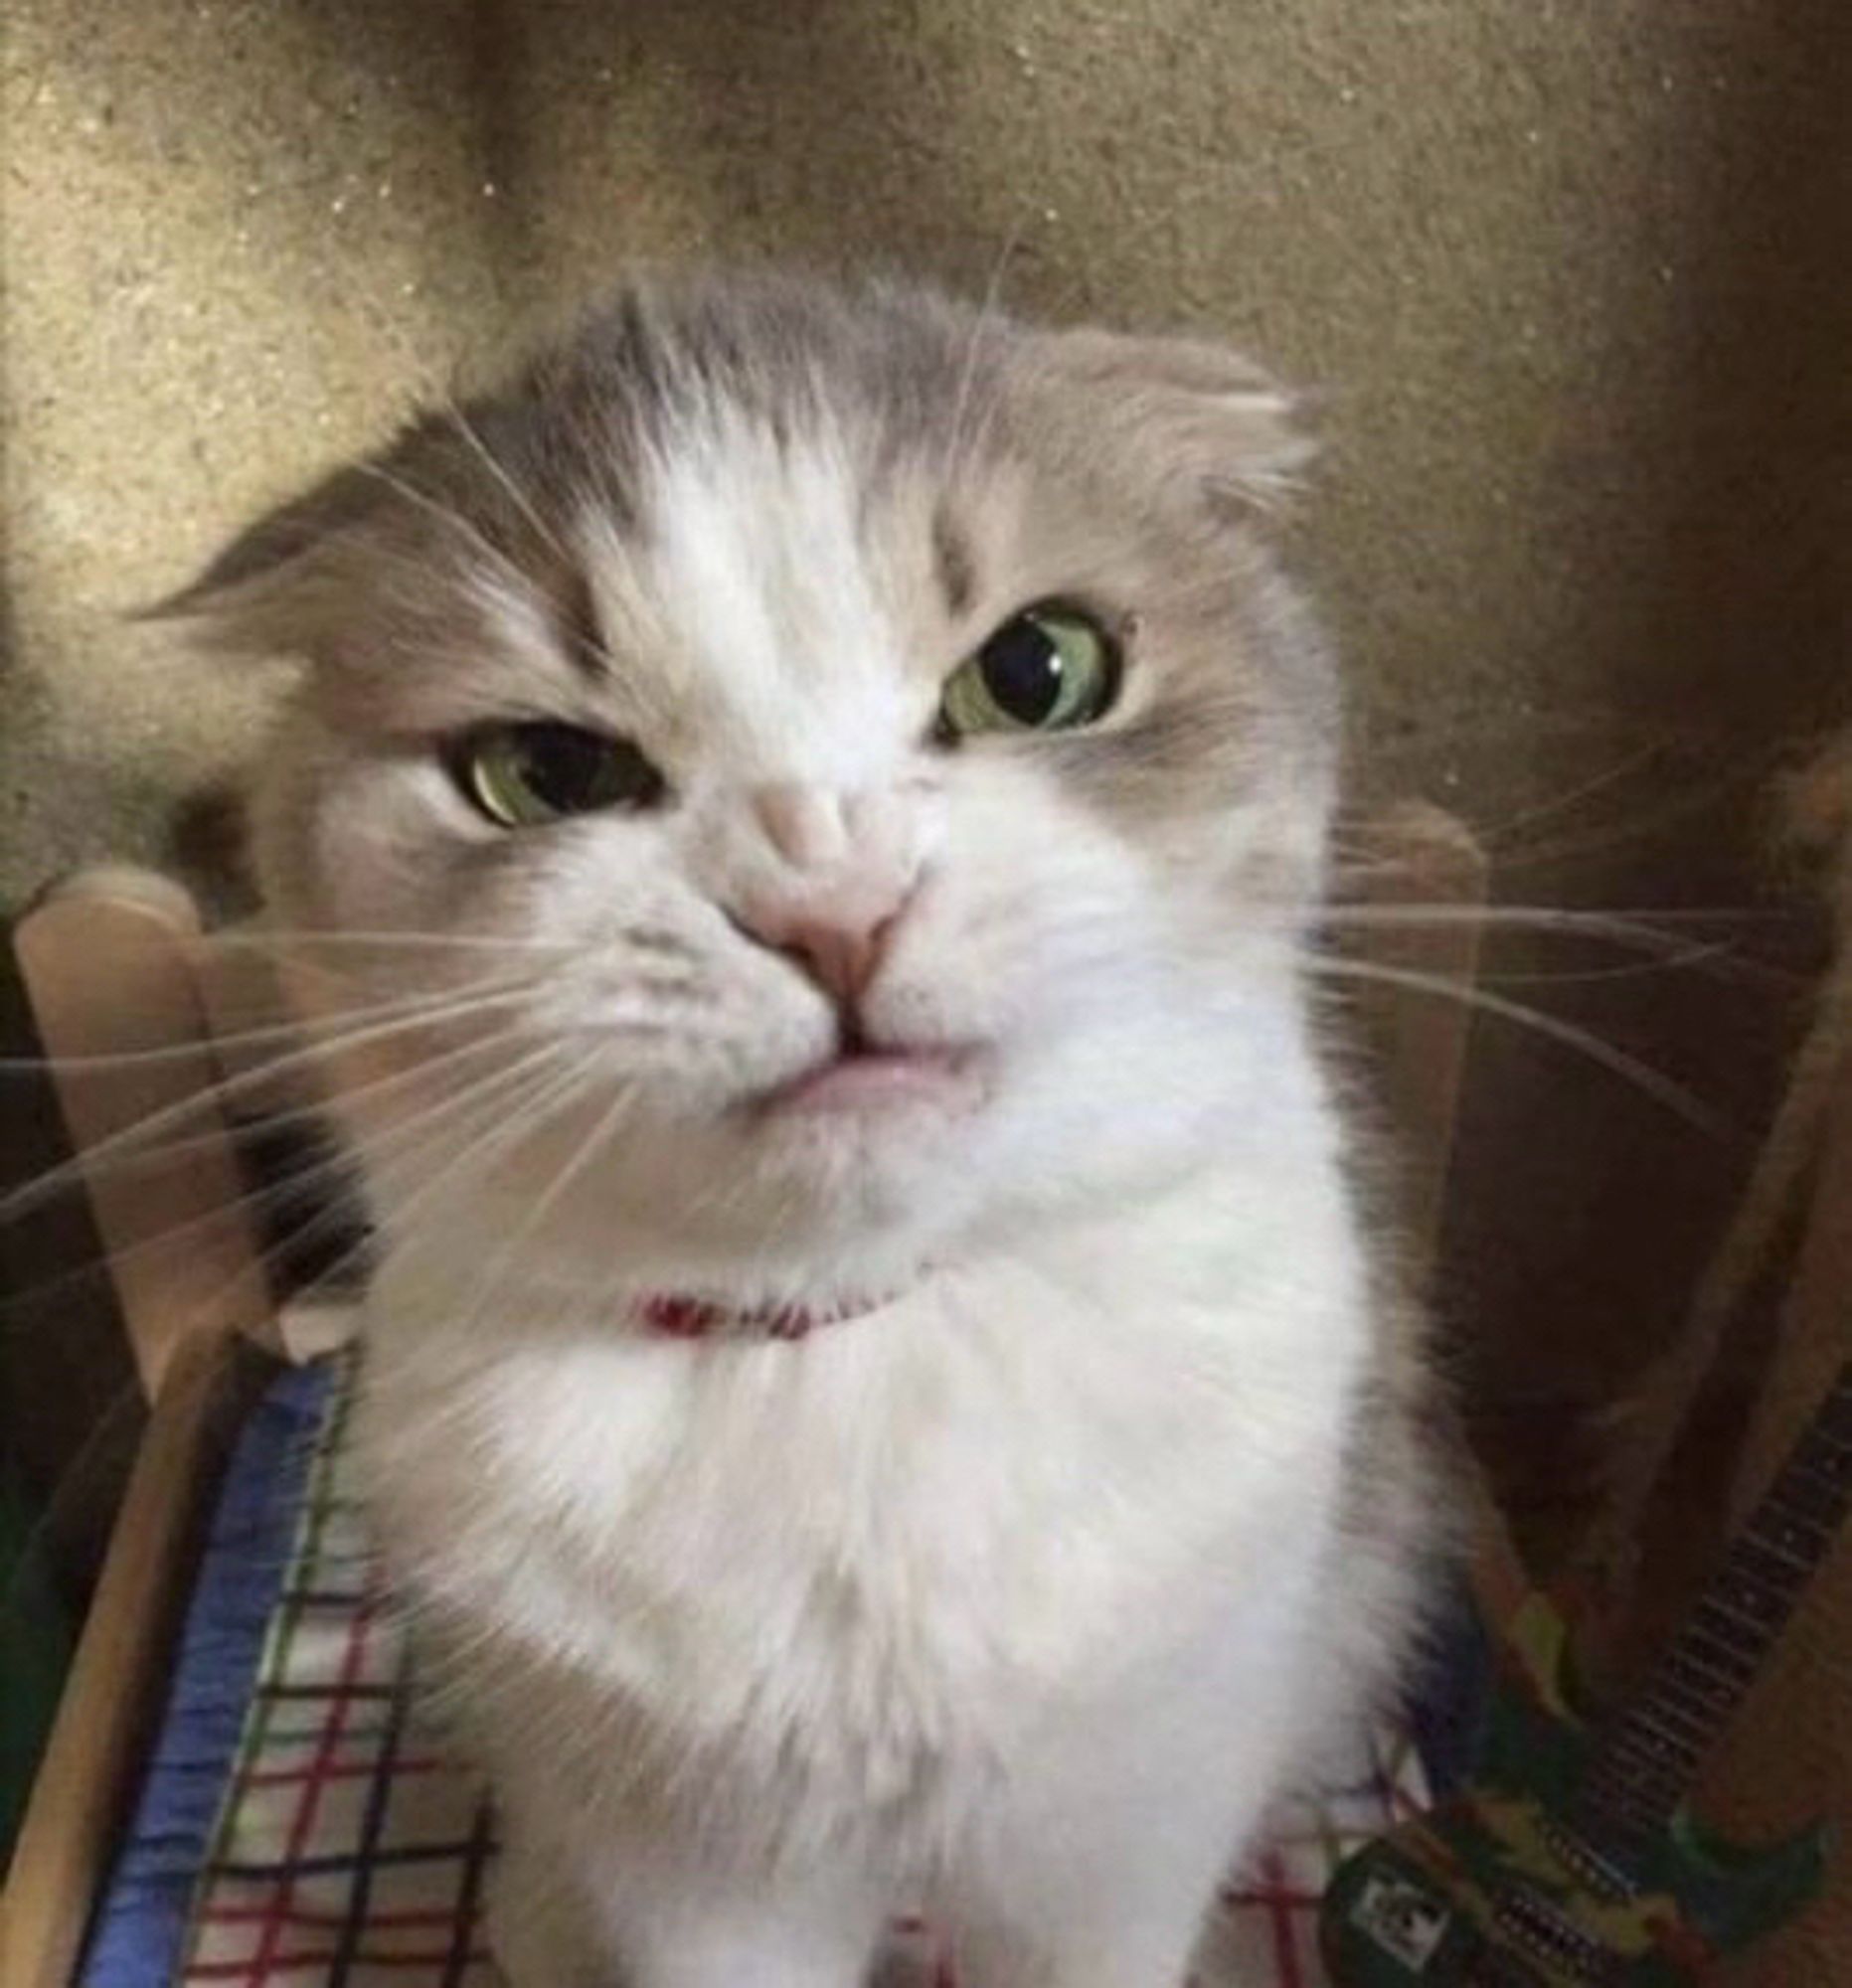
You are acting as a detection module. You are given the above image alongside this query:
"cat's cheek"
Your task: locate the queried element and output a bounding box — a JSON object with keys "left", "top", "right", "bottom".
{"left": 261, "top": 747, "right": 471, "bottom": 942}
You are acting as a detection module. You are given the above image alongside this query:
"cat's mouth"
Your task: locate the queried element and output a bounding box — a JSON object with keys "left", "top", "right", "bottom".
{"left": 751, "top": 1034, "right": 986, "bottom": 1121}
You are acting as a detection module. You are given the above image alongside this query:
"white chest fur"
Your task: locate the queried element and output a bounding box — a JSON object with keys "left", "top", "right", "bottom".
{"left": 355, "top": 1146, "right": 1370, "bottom": 1866}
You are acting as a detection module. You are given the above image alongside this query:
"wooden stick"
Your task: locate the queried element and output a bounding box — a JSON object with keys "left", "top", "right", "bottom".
{"left": 14, "top": 870, "right": 273, "bottom": 1397}
{"left": 1346, "top": 802, "right": 1532, "bottom": 1625}
{"left": 0, "top": 1333, "right": 256, "bottom": 1988}
{"left": 1347, "top": 799, "right": 1489, "bottom": 1274}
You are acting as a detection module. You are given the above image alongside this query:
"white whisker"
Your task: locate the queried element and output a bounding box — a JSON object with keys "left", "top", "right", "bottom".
{"left": 0, "top": 970, "right": 541, "bottom": 1077}
{"left": 944, "top": 217, "right": 1028, "bottom": 482}
{"left": 0, "top": 1036, "right": 567, "bottom": 1332}
{"left": 350, "top": 460, "right": 535, "bottom": 595}
{"left": 83, "top": 1044, "right": 591, "bottom": 1365}
{"left": 0, "top": 984, "right": 545, "bottom": 1227}
{"left": 433, "top": 402, "right": 573, "bottom": 569}
{"left": 441, "top": 1074, "right": 640, "bottom": 1347}
{"left": 1308, "top": 952, "right": 1726, "bottom": 1133}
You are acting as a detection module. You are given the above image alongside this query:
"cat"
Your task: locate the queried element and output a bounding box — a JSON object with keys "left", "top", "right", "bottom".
{"left": 166, "top": 270, "right": 1441, "bottom": 1988}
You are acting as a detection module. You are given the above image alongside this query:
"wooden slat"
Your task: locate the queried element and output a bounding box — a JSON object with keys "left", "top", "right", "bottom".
{"left": 1348, "top": 798, "right": 1489, "bottom": 1273}
{"left": 6, "top": 870, "right": 285, "bottom": 1982}
{"left": 1699, "top": 1031, "right": 1852, "bottom": 1985}
{"left": 14, "top": 870, "right": 273, "bottom": 1397}
{"left": 0, "top": 1333, "right": 257, "bottom": 1988}
{"left": 1346, "top": 803, "right": 1531, "bottom": 1626}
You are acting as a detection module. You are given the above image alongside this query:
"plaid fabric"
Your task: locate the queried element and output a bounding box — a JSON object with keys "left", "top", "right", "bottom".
{"left": 176, "top": 1360, "right": 495, "bottom": 1988}
{"left": 162, "top": 1356, "right": 1429, "bottom": 1987}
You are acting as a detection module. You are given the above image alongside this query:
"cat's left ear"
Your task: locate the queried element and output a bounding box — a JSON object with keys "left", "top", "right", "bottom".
{"left": 1042, "top": 329, "right": 1316, "bottom": 520}
{"left": 141, "top": 456, "right": 395, "bottom": 661}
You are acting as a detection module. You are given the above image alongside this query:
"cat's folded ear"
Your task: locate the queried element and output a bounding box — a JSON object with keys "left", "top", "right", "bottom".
{"left": 1040, "top": 329, "right": 1317, "bottom": 520}
{"left": 141, "top": 456, "right": 395, "bottom": 658}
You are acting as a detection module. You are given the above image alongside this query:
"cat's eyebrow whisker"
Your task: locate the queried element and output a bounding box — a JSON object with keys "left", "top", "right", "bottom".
{"left": 944, "top": 217, "right": 1029, "bottom": 483}
{"left": 331, "top": 531, "right": 535, "bottom": 623}
{"left": 351, "top": 460, "right": 541, "bottom": 599}
{"left": 1303, "top": 951, "right": 1727, "bottom": 1134}
{"left": 366, "top": 518, "right": 637, "bottom": 682}
{"left": 336, "top": 292, "right": 570, "bottom": 574}
{"left": 430, "top": 401, "right": 573, "bottom": 567}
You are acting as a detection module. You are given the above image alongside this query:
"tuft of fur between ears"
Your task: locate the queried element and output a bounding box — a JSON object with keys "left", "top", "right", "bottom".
{"left": 144, "top": 274, "right": 1318, "bottom": 667}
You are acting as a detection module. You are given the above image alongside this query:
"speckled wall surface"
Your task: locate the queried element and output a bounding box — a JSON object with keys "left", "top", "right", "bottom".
{"left": 3, "top": 0, "right": 1848, "bottom": 1645}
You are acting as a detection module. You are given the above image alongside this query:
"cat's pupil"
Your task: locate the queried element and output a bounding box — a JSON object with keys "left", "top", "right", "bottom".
{"left": 519, "top": 725, "right": 659, "bottom": 812}
{"left": 525, "top": 727, "right": 611, "bottom": 809}
{"left": 978, "top": 618, "right": 1065, "bottom": 725}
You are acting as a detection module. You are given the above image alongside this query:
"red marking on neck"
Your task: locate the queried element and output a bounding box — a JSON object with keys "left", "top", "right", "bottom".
{"left": 638, "top": 1291, "right": 889, "bottom": 1342}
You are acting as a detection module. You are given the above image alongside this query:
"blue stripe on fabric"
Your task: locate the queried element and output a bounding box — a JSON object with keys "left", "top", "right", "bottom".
{"left": 80, "top": 1359, "right": 335, "bottom": 1988}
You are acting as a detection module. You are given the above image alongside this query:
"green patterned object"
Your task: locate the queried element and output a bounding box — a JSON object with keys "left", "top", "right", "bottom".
{"left": 1320, "top": 1593, "right": 1826, "bottom": 1985}
{"left": 1322, "top": 1359, "right": 1850, "bottom": 1986}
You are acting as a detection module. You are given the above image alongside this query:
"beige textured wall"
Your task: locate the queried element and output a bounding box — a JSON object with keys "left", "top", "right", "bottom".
{"left": 3, "top": 6, "right": 1848, "bottom": 1486}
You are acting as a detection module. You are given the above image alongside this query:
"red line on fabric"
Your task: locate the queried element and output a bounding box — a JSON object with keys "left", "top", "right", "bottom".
{"left": 243, "top": 1756, "right": 443, "bottom": 1788}
{"left": 1236, "top": 1878, "right": 1324, "bottom": 1908}
{"left": 186, "top": 1947, "right": 490, "bottom": 1977}
{"left": 1260, "top": 1850, "right": 1304, "bottom": 1988}
{"left": 241, "top": 1583, "right": 380, "bottom": 1985}
{"left": 1376, "top": 1729, "right": 1427, "bottom": 1825}
{"left": 200, "top": 1903, "right": 463, "bottom": 1931}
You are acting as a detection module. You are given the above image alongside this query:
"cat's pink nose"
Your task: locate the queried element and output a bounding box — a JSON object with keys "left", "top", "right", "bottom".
{"left": 731, "top": 783, "right": 922, "bottom": 1003}
{"left": 734, "top": 902, "right": 901, "bottom": 1003}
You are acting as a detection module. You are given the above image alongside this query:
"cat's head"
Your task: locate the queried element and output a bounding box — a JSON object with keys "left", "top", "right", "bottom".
{"left": 172, "top": 273, "right": 1336, "bottom": 1305}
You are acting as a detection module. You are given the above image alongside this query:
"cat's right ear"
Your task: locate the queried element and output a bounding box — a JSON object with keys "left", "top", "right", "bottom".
{"left": 1039, "top": 329, "right": 1317, "bottom": 522}
{"left": 142, "top": 456, "right": 394, "bottom": 659}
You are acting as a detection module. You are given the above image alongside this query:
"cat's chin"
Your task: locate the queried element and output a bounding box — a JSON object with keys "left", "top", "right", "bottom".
{"left": 727, "top": 1044, "right": 995, "bottom": 1236}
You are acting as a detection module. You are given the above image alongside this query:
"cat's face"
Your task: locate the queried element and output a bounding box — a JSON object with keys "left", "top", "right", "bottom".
{"left": 180, "top": 277, "right": 1337, "bottom": 1298}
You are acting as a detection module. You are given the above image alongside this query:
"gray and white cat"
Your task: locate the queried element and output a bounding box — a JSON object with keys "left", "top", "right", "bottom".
{"left": 173, "top": 272, "right": 1439, "bottom": 1987}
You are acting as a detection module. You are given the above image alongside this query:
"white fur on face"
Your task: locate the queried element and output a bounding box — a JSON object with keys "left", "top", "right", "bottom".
{"left": 277, "top": 407, "right": 1305, "bottom": 1300}
{"left": 639, "top": 417, "right": 921, "bottom": 779}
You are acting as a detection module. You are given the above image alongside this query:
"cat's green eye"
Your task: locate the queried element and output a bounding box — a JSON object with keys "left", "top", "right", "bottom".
{"left": 937, "top": 604, "right": 1121, "bottom": 740}
{"left": 453, "top": 722, "right": 666, "bottom": 827}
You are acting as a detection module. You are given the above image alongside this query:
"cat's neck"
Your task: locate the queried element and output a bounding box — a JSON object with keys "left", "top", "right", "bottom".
{"left": 370, "top": 1124, "right": 1357, "bottom": 1368}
